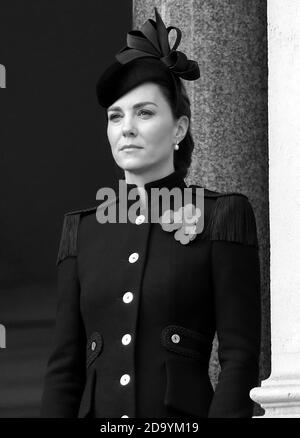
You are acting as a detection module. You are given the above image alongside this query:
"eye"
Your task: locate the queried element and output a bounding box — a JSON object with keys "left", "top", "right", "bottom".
{"left": 108, "top": 113, "right": 122, "bottom": 121}
{"left": 138, "top": 109, "right": 154, "bottom": 118}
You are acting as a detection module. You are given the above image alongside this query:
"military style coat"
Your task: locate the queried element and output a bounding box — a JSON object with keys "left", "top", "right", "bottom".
{"left": 40, "top": 169, "right": 261, "bottom": 418}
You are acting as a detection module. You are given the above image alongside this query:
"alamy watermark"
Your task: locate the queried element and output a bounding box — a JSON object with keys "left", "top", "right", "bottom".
{"left": 95, "top": 182, "right": 204, "bottom": 235}
{"left": 0, "top": 64, "right": 6, "bottom": 88}
{"left": 0, "top": 324, "right": 6, "bottom": 348}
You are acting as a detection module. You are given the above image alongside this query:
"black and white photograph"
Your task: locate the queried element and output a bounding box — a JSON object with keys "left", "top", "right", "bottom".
{"left": 0, "top": 0, "right": 298, "bottom": 423}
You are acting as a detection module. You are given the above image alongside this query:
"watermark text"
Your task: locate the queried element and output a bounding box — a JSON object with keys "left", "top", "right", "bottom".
{"left": 0, "top": 64, "right": 6, "bottom": 88}
{"left": 0, "top": 324, "right": 6, "bottom": 348}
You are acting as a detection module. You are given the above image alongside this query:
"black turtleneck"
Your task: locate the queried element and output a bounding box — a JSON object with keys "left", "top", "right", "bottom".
{"left": 117, "top": 169, "right": 189, "bottom": 220}
{"left": 122, "top": 168, "right": 187, "bottom": 195}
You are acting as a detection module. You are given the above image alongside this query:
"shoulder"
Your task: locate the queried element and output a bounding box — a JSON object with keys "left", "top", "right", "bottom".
{"left": 188, "top": 184, "right": 259, "bottom": 248}
{"left": 56, "top": 196, "right": 119, "bottom": 265}
{"left": 56, "top": 205, "right": 98, "bottom": 266}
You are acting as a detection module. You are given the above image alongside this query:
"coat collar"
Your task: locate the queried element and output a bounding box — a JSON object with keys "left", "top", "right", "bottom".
{"left": 122, "top": 168, "right": 187, "bottom": 195}
{"left": 118, "top": 169, "right": 188, "bottom": 220}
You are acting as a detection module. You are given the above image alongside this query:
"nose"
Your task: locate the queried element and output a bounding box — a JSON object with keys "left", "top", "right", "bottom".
{"left": 122, "top": 114, "right": 137, "bottom": 137}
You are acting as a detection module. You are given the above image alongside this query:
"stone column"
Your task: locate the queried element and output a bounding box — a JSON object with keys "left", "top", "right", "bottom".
{"left": 133, "top": 0, "right": 269, "bottom": 416}
{"left": 250, "top": 0, "right": 300, "bottom": 417}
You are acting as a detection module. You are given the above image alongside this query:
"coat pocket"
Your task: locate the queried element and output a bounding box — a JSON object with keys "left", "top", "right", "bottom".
{"left": 161, "top": 325, "right": 214, "bottom": 417}
{"left": 77, "top": 332, "right": 103, "bottom": 418}
{"left": 86, "top": 331, "right": 103, "bottom": 368}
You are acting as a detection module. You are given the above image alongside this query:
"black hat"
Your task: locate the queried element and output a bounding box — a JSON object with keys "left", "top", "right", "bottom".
{"left": 96, "top": 7, "right": 200, "bottom": 109}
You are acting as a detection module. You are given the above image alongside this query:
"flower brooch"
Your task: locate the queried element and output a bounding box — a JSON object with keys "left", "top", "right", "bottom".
{"left": 158, "top": 203, "right": 202, "bottom": 245}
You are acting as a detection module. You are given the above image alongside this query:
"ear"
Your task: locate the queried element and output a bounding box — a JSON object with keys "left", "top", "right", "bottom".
{"left": 174, "top": 115, "right": 189, "bottom": 143}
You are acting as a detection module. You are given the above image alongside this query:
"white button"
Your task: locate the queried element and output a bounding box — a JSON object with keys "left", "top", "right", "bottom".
{"left": 120, "top": 374, "right": 131, "bottom": 385}
{"left": 123, "top": 292, "right": 133, "bottom": 303}
{"left": 171, "top": 334, "right": 180, "bottom": 344}
{"left": 122, "top": 334, "right": 132, "bottom": 345}
{"left": 121, "top": 415, "right": 129, "bottom": 418}
{"left": 128, "top": 252, "right": 139, "bottom": 263}
{"left": 91, "top": 341, "right": 96, "bottom": 350}
{"left": 135, "top": 214, "right": 145, "bottom": 225}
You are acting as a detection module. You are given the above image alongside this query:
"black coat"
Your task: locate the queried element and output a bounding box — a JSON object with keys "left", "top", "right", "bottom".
{"left": 40, "top": 169, "right": 261, "bottom": 418}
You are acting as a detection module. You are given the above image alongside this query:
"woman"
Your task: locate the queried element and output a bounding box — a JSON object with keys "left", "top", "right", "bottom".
{"left": 40, "top": 8, "right": 261, "bottom": 418}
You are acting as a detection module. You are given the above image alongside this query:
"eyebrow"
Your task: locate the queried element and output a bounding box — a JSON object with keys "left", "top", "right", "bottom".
{"left": 107, "top": 101, "right": 158, "bottom": 112}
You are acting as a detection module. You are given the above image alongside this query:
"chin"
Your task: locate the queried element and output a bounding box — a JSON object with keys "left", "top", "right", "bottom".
{"left": 119, "top": 159, "right": 148, "bottom": 173}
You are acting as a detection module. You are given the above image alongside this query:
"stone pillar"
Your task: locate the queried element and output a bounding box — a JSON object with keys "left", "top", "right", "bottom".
{"left": 250, "top": 0, "right": 300, "bottom": 417}
{"left": 133, "top": 0, "right": 269, "bottom": 416}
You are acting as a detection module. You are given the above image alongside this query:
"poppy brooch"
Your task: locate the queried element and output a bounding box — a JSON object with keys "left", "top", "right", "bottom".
{"left": 158, "top": 203, "right": 202, "bottom": 245}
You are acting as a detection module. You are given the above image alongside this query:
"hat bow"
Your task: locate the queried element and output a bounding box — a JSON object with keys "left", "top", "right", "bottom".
{"left": 115, "top": 7, "right": 200, "bottom": 81}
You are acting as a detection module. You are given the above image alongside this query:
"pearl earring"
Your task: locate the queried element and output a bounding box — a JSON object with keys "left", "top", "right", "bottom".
{"left": 174, "top": 143, "right": 179, "bottom": 151}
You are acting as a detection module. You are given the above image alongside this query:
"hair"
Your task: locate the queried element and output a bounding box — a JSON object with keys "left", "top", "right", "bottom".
{"left": 155, "top": 76, "right": 194, "bottom": 179}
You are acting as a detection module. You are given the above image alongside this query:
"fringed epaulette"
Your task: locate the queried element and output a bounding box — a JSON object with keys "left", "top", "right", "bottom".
{"left": 203, "top": 192, "right": 259, "bottom": 248}
{"left": 56, "top": 206, "right": 97, "bottom": 266}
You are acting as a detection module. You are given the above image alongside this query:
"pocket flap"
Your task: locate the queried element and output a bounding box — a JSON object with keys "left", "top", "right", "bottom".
{"left": 161, "top": 325, "right": 211, "bottom": 361}
{"left": 86, "top": 331, "right": 103, "bottom": 368}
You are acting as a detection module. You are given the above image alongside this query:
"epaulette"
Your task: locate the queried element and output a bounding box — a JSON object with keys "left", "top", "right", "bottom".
{"left": 189, "top": 185, "right": 258, "bottom": 248}
{"left": 56, "top": 206, "right": 97, "bottom": 266}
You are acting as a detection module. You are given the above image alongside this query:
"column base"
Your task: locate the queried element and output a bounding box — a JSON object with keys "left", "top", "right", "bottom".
{"left": 250, "top": 378, "right": 300, "bottom": 417}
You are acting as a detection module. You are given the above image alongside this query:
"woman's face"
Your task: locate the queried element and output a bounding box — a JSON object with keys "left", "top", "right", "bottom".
{"left": 106, "top": 82, "right": 188, "bottom": 177}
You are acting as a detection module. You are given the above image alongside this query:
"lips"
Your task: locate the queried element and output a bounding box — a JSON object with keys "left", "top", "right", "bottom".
{"left": 120, "top": 144, "right": 143, "bottom": 151}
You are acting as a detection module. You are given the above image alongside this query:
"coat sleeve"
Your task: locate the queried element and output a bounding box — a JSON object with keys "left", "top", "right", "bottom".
{"left": 40, "top": 214, "right": 87, "bottom": 418}
{"left": 207, "top": 194, "right": 261, "bottom": 418}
